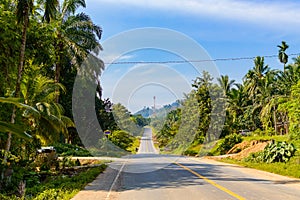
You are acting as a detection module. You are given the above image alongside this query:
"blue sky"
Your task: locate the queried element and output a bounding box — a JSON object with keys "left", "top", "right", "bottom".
{"left": 82, "top": 0, "right": 300, "bottom": 112}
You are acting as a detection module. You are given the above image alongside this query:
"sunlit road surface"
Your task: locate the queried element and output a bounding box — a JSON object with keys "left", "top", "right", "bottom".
{"left": 137, "top": 127, "right": 158, "bottom": 154}
{"left": 72, "top": 128, "right": 300, "bottom": 200}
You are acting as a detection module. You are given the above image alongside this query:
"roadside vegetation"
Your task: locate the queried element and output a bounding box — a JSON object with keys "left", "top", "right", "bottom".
{"left": 0, "top": 0, "right": 150, "bottom": 198}
{"left": 0, "top": 164, "right": 107, "bottom": 200}
{"left": 152, "top": 41, "right": 300, "bottom": 177}
{"left": 1, "top": 0, "right": 299, "bottom": 198}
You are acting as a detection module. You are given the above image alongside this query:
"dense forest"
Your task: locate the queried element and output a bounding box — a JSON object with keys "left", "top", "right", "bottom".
{"left": 155, "top": 43, "right": 300, "bottom": 152}
{"left": 0, "top": 0, "right": 142, "bottom": 196}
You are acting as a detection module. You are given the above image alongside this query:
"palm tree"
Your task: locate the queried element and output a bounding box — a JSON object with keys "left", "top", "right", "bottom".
{"left": 227, "top": 84, "right": 249, "bottom": 129}
{"left": 277, "top": 41, "right": 289, "bottom": 71}
{"left": 53, "top": 0, "right": 103, "bottom": 102}
{"left": 6, "top": 0, "right": 59, "bottom": 153}
{"left": 244, "top": 56, "right": 269, "bottom": 99}
{"left": 277, "top": 63, "right": 300, "bottom": 95}
{"left": 21, "top": 71, "right": 75, "bottom": 144}
{"left": 217, "top": 75, "right": 235, "bottom": 96}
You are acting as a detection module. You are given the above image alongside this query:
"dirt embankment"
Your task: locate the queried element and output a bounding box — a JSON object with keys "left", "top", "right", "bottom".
{"left": 227, "top": 140, "right": 270, "bottom": 160}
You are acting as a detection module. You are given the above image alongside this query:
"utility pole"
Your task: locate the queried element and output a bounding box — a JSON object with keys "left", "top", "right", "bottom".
{"left": 153, "top": 96, "right": 156, "bottom": 117}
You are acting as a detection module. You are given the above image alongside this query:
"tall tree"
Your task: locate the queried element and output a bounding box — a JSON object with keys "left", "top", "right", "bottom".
{"left": 6, "top": 0, "right": 59, "bottom": 152}
{"left": 217, "top": 75, "right": 235, "bottom": 96}
{"left": 53, "top": 0, "right": 102, "bottom": 102}
{"left": 277, "top": 41, "right": 289, "bottom": 71}
{"left": 244, "top": 56, "right": 269, "bottom": 99}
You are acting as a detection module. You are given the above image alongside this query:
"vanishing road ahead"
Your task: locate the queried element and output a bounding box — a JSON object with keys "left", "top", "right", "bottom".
{"left": 73, "top": 128, "right": 300, "bottom": 200}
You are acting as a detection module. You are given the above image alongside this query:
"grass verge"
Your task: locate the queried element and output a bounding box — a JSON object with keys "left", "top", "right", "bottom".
{"left": 0, "top": 164, "right": 107, "bottom": 200}
{"left": 219, "top": 157, "right": 300, "bottom": 179}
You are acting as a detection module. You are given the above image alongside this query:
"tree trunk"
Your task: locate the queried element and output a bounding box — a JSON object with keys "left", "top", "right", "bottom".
{"left": 273, "top": 105, "right": 277, "bottom": 135}
{"left": 54, "top": 39, "right": 63, "bottom": 103}
{"left": 54, "top": 62, "right": 61, "bottom": 103}
{"left": 5, "top": 7, "right": 29, "bottom": 153}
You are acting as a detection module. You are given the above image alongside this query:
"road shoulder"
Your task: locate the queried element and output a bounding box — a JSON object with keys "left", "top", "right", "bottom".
{"left": 188, "top": 156, "right": 300, "bottom": 189}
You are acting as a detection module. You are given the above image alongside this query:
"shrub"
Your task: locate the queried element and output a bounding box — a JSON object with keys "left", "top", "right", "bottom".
{"left": 245, "top": 141, "right": 296, "bottom": 163}
{"left": 215, "top": 134, "right": 242, "bottom": 155}
{"left": 183, "top": 149, "right": 198, "bottom": 156}
{"left": 108, "top": 130, "right": 135, "bottom": 151}
{"left": 263, "top": 141, "right": 296, "bottom": 163}
{"left": 53, "top": 143, "right": 91, "bottom": 157}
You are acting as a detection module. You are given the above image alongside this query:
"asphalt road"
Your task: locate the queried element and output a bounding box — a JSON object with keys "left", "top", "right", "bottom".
{"left": 137, "top": 127, "right": 158, "bottom": 154}
{"left": 73, "top": 128, "right": 300, "bottom": 200}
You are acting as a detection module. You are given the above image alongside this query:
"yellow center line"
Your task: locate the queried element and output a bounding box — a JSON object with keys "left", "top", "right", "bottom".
{"left": 172, "top": 161, "right": 246, "bottom": 200}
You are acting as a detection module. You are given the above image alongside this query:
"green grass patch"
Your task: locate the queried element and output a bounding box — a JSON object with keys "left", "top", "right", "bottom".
{"left": 220, "top": 156, "right": 300, "bottom": 178}
{"left": 29, "top": 164, "right": 107, "bottom": 200}
{"left": 0, "top": 164, "right": 107, "bottom": 200}
{"left": 242, "top": 135, "right": 289, "bottom": 142}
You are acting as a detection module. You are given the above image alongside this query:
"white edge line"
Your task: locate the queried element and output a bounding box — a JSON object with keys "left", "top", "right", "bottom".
{"left": 105, "top": 160, "right": 127, "bottom": 200}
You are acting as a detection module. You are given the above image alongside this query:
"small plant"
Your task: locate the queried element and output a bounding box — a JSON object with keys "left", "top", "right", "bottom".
{"left": 263, "top": 141, "right": 296, "bottom": 163}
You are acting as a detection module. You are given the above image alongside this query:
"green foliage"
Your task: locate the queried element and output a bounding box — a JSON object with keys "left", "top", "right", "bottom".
{"left": 131, "top": 114, "right": 150, "bottom": 127}
{"left": 53, "top": 143, "right": 91, "bottom": 157}
{"left": 213, "top": 134, "right": 242, "bottom": 155}
{"left": 25, "top": 165, "right": 107, "bottom": 200}
{"left": 109, "top": 130, "right": 136, "bottom": 152}
{"left": 112, "top": 103, "right": 141, "bottom": 136}
{"left": 156, "top": 109, "right": 181, "bottom": 147}
{"left": 221, "top": 156, "right": 300, "bottom": 179}
{"left": 34, "top": 151, "right": 59, "bottom": 171}
{"left": 278, "top": 80, "right": 300, "bottom": 139}
{"left": 263, "top": 141, "right": 296, "bottom": 163}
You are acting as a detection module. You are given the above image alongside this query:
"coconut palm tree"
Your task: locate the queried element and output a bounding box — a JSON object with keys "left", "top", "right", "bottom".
{"left": 244, "top": 56, "right": 270, "bottom": 99}
{"left": 277, "top": 41, "right": 289, "bottom": 71}
{"left": 217, "top": 75, "right": 235, "bottom": 96}
{"left": 6, "top": 0, "right": 59, "bottom": 153}
{"left": 21, "top": 68, "right": 74, "bottom": 144}
{"left": 53, "top": 0, "right": 103, "bottom": 102}
{"left": 277, "top": 63, "right": 300, "bottom": 95}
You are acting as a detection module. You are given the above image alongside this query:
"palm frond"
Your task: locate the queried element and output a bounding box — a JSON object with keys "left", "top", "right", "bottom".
{"left": 0, "top": 121, "right": 32, "bottom": 139}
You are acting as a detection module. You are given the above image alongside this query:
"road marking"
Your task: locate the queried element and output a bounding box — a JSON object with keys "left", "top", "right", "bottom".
{"left": 173, "top": 161, "right": 246, "bottom": 200}
{"left": 105, "top": 160, "right": 127, "bottom": 200}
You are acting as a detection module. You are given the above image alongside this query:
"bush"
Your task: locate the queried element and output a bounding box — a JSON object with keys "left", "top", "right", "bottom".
{"left": 53, "top": 143, "right": 91, "bottom": 157}
{"left": 26, "top": 165, "right": 107, "bottom": 200}
{"left": 214, "top": 134, "right": 242, "bottom": 155}
{"left": 183, "top": 149, "right": 198, "bottom": 156}
{"left": 245, "top": 141, "right": 296, "bottom": 163}
{"left": 262, "top": 141, "right": 296, "bottom": 163}
{"left": 108, "top": 130, "right": 135, "bottom": 151}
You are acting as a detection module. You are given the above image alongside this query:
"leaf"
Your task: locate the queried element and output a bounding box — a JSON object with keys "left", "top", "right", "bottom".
{"left": 0, "top": 121, "right": 32, "bottom": 139}
{"left": 0, "top": 97, "right": 40, "bottom": 116}
{"left": 0, "top": 97, "right": 22, "bottom": 105}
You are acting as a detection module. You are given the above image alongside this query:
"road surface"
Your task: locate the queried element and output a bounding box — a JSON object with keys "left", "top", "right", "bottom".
{"left": 137, "top": 127, "right": 158, "bottom": 154}
{"left": 73, "top": 128, "right": 300, "bottom": 200}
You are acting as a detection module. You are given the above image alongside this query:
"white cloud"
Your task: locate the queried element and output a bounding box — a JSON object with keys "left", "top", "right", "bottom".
{"left": 91, "top": 0, "right": 300, "bottom": 31}
{"left": 99, "top": 53, "right": 135, "bottom": 64}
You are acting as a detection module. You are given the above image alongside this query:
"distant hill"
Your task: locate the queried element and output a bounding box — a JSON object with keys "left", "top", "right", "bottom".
{"left": 134, "top": 100, "right": 181, "bottom": 118}
{"left": 135, "top": 107, "right": 154, "bottom": 118}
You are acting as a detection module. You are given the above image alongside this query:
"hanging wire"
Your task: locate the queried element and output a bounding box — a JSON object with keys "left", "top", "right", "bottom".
{"left": 103, "top": 53, "right": 300, "bottom": 65}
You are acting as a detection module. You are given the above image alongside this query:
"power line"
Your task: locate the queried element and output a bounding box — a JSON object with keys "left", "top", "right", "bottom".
{"left": 104, "top": 53, "right": 300, "bottom": 65}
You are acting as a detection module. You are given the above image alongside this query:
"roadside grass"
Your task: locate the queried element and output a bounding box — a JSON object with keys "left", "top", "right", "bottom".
{"left": 218, "top": 139, "right": 300, "bottom": 179}
{"left": 30, "top": 164, "right": 107, "bottom": 200}
{"left": 220, "top": 155, "right": 300, "bottom": 179}
{"left": 241, "top": 135, "right": 289, "bottom": 142}
{"left": 0, "top": 164, "right": 107, "bottom": 200}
